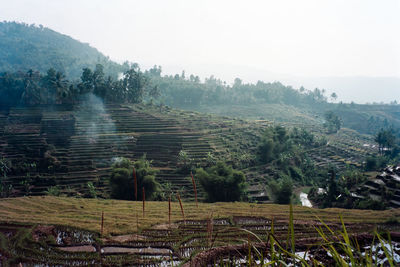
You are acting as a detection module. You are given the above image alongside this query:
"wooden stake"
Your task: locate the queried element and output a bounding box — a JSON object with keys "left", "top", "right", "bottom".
{"left": 176, "top": 192, "right": 185, "bottom": 224}
{"left": 142, "top": 187, "right": 145, "bottom": 217}
{"left": 190, "top": 172, "right": 198, "bottom": 208}
{"left": 168, "top": 195, "right": 171, "bottom": 225}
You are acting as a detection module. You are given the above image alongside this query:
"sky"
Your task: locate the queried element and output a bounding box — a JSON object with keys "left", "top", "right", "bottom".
{"left": 1, "top": 0, "right": 400, "bottom": 103}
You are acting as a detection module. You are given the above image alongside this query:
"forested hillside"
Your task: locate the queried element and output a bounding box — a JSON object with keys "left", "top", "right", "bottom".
{"left": 0, "top": 22, "right": 124, "bottom": 79}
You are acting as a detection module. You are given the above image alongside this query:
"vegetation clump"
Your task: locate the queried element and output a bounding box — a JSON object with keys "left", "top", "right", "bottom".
{"left": 195, "top": 161, "right": 247, "bottom": 202}
{"left": 324, "top": 110, "right": 342, "bottom": 133}
{"left": 110, "top": 156, "right": 160, "bottom": 200}
{"left": 0, "top": 63, "right": 157, "bottom": 109}
{"left": 258, "top": 125, "right": 291, "bottom": 164}
{"left": 268, "top": 175, "right": 293, "bottom": 204}
{"left": 0, "top": 157, "right": 12, "bottom": 197}
{"left": 364, "top": 128, "right": 399, "bottom": 171}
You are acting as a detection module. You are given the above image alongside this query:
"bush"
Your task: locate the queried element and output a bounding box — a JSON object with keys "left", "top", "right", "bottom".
{"left": 86, "top": 182, "right": 97, "bottom": 198}
{"left": 364, "top": 156, "right": 389, "bottom": 171}
{"left": 354, "top": 198, "right": 385, "bottom": 210}
{"left": 268, "top": 176, "right": 293, "bottom": 204}
{"left": 195, "top": 161, "right": 247, "bottom": 202}
{"left": 259, "top": 138, "right": 274, "bottom": 163}
{"left": 324, "top": 111, "right": 341, "bottom": 133}
{"left": 109, "top": 156, "right": 159, "bottom": 200}
{"left": 46, "top": 186, "right": 61, "bottom": 196}
{"left": 258, "top": 126, "right": 291, "bottom": 164}
{"left": 177, "top": 150, "right": 194, "bottom": 174}
{"left": 365, "top": 157, "right": 377, "bottom": 171}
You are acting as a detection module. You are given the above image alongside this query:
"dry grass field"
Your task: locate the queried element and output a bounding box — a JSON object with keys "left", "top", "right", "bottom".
{"left": 1, "top": 196, "right": 399, "bottom": 235}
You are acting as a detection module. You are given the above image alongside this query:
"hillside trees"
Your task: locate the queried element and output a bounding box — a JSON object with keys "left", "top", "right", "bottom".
{"left": 268, "top": 176, "right": 293, "bottom": 204}
{"left": 324, "top": 111, "right": 342, "bottom": 133}
{"left": 43, "top": 68, "right": 68, "bottom": 103}
{"left": 122, "top": 68, "right": 149, "bottom": 103}
{"left": 195, "top": 161, "right": 247, "bottom": 202}
{"left": 330, "top": 92, "right": 338, "bottom": 102}
{"left": 375, "top": 128, "right": 396, "bottom": 155}
{"left": 109, "top": 156, "right": 160, "bottom": 200}
{"left": 258, "top": 126, "right": 293, "bottom": 164}
{"left": 0, "top": 65, "right": 156, "bottom": 109}
{"left": 148, "top": 70, "right": 330, "bottom": 108}
{"left": 308, "top": 168, "right": 387, "bottom": 209}
{"left": 21, "top": 70, "right": 42, "bottom": 105}
{"left": 258, "top": 125, "right": 330, "bottom": 191}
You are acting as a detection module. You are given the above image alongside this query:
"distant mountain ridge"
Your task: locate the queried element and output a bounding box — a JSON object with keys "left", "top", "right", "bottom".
{"left": 0, "top": 21, "right": 124, "bottom": 79}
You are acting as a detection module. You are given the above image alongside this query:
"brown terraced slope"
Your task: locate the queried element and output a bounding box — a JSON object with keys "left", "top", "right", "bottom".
{"left": 0, "top": 103, "right": 268, "bottom": 200}
{"left": 0, "top": 102, "right": 378, "bottom": 201}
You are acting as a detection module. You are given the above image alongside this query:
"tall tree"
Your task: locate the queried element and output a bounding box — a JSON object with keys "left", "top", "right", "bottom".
{"left": 375, "top": 128, "right": 396, "bottom": 155}
{"left": 93, "top": 64, "right": 107, "bottom": 99}
{"left": 122, "top": 68, "right": 149, "bottom": 103}
{"left": 330, "top": 92, "right": 338, "bottom": 102}
{"left": 324, "top": 111, "right": 342, "bottom": 133}
{"left": 79, "top": 68, "right": 94, "bottom": 94}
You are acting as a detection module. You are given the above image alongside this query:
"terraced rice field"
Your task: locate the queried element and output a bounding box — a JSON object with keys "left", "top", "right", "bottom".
{"left": 0, "top": 104, "right": 268, "bottom": 200}
{"left": 0, "top": 196, "right": 399, "bottom": 266}
{"left": 0, "top": 103, "right": 379, "bottom": 202}
{"left": 307, "top": 128, "right": 376, "bottom": 169}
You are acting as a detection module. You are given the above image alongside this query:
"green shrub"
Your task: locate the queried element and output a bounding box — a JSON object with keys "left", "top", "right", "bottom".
{"left": 365, "top": 157, "right": 377, "bottom": 171}
{"left": 86, "top": 182, "right": 97, "bottom": 198}
{"left": 268, "top": 176, "right": 293, "bottom": 204}
{"left": 177, "top": 150, "right": 194, "bottom": 174}
{"left": 354, "top": 198, "right": 385, "bottom": 210}
{"left": 324, "top": 111, "right": 342, "bottom": 133}
{"left": 109, "top": 156, "right": 159, "bottom": 200}
{"left": 365, "top": 155, "right": 389, "bottom": 171}
{"left": 46, "top": 186, "right": 61, "bottom": 196}
{"left": 195, "top": 161, "right": 247, "bottom": 202}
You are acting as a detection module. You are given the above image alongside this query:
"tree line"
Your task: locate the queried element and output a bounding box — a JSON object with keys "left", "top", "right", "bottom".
{"left": 0, "top": 63, "right": 332, "bottom": 111}
{"left": 146, "top": 65, "right": 330, "bottom": 108}
{"left": 0, "top": 64, "right": 159, "bottom": 109}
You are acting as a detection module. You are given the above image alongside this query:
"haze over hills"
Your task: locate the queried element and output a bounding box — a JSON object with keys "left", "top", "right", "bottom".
{"left": 287, "top": 75, "right": 400, "bottom": 104}
{"left": 165, "top": 63, "right": 400, "bottom": 104}
{"left": 1, "top": 21, "right": 399, "bottom": 105}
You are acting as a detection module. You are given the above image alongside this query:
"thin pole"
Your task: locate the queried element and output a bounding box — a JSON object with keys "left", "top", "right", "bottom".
{"left": 142, "top": 187, "right": 145, "bottom": 217}
{"left": 177, "top": 192, "right": 185, "bottom": 224}
{"left": 168, "top": 195, "right": 171, "bottom": 225}
{"left": 191, "top": 172, "right": 198, "bottom": 208}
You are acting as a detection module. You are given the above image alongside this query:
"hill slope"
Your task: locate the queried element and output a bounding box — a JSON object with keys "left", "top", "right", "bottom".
{"left": 0, "top": 21, "right": 124, "bottom": 79}
{"left": 0, "top": 102, "right": 377, "bottom": 201}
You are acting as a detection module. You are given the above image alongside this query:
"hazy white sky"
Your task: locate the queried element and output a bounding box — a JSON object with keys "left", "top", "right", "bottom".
{"left": 1, "top": 0, "right": 400, "bottom": 102}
